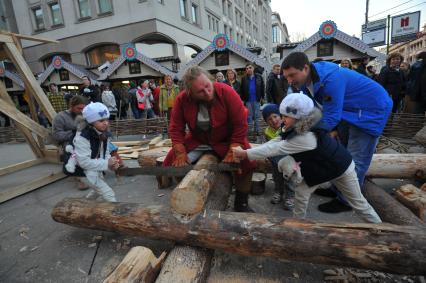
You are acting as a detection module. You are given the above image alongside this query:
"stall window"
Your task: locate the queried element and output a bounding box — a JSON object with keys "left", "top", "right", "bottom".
{"left": 59, "top": 69, "right": 69, "bottom": 81}
{"left": 4, "top": 77, "right": 13, "bottom": 89}
{"left": 215, "top": 51, "right": 229, "bottom": 67}
{"left": 317, "top": 40, "right": 334, "bottom": 57}
{"left": 129, "top": 61, "right": 141, "bottom": 74}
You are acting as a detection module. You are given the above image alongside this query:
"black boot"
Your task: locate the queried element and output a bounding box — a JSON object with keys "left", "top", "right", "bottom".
{"left": 234, "top": 191, "right": 254, "bottom": 213}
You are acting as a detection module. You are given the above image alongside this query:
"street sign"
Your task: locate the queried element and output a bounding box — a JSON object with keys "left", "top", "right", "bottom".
{"left": 362, "top": 18, "right": 387, "bottom": 33}
{"left": 391, "top": 11, "right": 421, "bottom": 44}
{"left": 362, "top": 28, "right": 386, "bottom": 47}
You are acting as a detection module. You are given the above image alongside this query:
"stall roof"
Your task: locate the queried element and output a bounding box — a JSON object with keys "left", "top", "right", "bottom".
{"left": 0, "top": 61, "right": 24, "bottom": 89}
{"left": 98, "top": 44, "right": 176, "bottom": 81}
{"left": 177, "top": 34, "right": 272, "bottom": 78}
{"left": 38, "top": 56, "right": 99, "bottom": 85}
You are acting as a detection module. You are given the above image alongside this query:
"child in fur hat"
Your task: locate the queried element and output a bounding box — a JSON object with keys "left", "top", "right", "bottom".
{"left": 234, "top": 92, "right": 381, "bottom": 223}
{"left": 73, "top": 102, "right": 119, "bottom": 202}
{"left": 262, "top": 104, "right": 295, "bottom": 210}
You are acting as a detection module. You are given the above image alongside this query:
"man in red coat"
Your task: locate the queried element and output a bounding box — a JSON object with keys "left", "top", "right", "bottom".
{"left": 162, "top": 66, "right": 256, "bottom": 212}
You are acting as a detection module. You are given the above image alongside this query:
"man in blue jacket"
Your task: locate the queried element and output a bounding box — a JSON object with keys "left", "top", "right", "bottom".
{"left": 281, "top": 52, "right": 392, "bottom": 213}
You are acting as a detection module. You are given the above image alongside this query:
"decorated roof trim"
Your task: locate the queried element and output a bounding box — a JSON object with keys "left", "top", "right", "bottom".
{"left": 38, "top": 56, "right": 99, "bottom": 84}
{"left": 177, "top": 33, "right": 272, "bottom": 79}
{"left": 5, "top": 70, "right": 25, "bottom": 88}
{"left": 285, "top": 21, "right": 386, "bottom": 62}
{"left": 98, "top": 43, "right": 176, "bottom": 80}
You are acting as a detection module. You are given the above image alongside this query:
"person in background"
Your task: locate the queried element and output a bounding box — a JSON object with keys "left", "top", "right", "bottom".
{"left": 355, "top": 57, "right": 369, "bottom": 76}
{"left": 405, "top": 51, "right": 426, "bottom": 114}
{"left": 240, "top": 62, "right": 265, "bottom": 135}
{"left": 379, "top": 53, "right": 406, "bottom": 113}
{"left": 224, "top": 68, "right": 241, "bottom": 97}
{"left": 140, "top": 80, "right": 156, "bottom": 119}
{"left": 366, "top": 65, "right": 379, "bottom": 81}
{"left": 52, "top": 95, "right": 88, "bottom": 190}
{"left": 128, "top": 81, "right": 139, "bottom": 119}
{"left": 261, "top": 104, "right": 294, "bottom": 210}
{"left": 46, "top": 83, "right": 67, "bottom": 113}
{"left": 149, "top": 80, "right": 161, "bottom": 116}
{"left": 266, "top": 64, "right": 289, "bottom": 105}
{"left": 340, "top": 58, "right": 353, "bottom": 70}
{"left": 101, "top": 84, "right": 118, "bottom": 120}
{"left": 215, "top": 71, "right": 225, "bottom": 83}
{"left": 159, "top": 75, "right": 180, "bottom": 118}
{"left": 112, "top": 83, "right": 129, "bottom": 119}
{"left": 79, "top": 76, "right": 100, "bottom": 102}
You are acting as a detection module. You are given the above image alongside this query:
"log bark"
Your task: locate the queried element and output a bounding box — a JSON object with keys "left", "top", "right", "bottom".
{"left": 103, "top": 246, "right": 166, "bottom": 283}
{"left": 52, "top": 199, "right": 426, "bottom": 275}
{"left": 170, "top": 154, "right": 218, "bottom": 217}
{"left": 367, "top": 154, "right": 426, "bottom": 179}
{"left": 251, "top": 173, "right": 266, "bottom": 195}
{"left": 364, "top": 180, "right": 425, "bottom": 227}
{"left": 156, "top": 168, "right": 232, "bottom": 283}
{"left": 395, "top": 184, "right": 426, "bottom": 221}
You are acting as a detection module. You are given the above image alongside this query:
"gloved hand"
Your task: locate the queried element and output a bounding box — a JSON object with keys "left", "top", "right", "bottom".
{"left": 172, "top": 143, "right": 190, "bottom": 167}
{"left": 223, "top": 143, "right": 243, "bottom": 163}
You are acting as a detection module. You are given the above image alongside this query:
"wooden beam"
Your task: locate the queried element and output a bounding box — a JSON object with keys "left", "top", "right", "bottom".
{"left": 0, "top": 96, "right": 50, "bottom": 138}
{"left": 9, "top": 33, "right": 59, "bottom": 44}
{"left": 0, "top": 159, "right": 44, "bottom": 177}
{"left": 3, "top": 41, "right": 56, "bottom": 122}
{"left": 52, "top": 199, "right": 426, "bottom": 276}
{"left": 0, "top": 34, "right": 14, "bottom": 43}
{"left": 104, "top": 246, "right": 166, "bottom": 283}
{"left": 395, "top": 184, "right": 426, "bottom": 221}
{"left": 0, "top": 170, "right": 66, "bottom": 203}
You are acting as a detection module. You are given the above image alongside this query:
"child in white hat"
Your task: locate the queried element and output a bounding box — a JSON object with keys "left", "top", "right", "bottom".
{"left": 73, "top": 102, "right": 119, "bottom": 202}
{"left": 233, "top": 92, "right": 381, "bottom": 223}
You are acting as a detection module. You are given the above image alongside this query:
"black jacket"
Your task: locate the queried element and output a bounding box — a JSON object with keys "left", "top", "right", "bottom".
{"left": 266, "top": 73, "right": 289, "bottom": 104}
{"left": 224, "top": 80, "right": 242, "bottom": 97}
{"left": 240, "top": 74, "right": 265, "bottom": 103}
{"left": 79, "top": 85, "right": 100, "bottom": 102}
{"left": 378, "top": 66, "right": 406, "bottom": 100}
{"left": 407, "top": 60, "right": 426, "bottom": 104}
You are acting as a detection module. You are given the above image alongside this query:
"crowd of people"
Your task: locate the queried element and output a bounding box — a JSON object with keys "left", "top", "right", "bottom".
{"left": 11, "top": 49, "right": 424, "bottom": 223}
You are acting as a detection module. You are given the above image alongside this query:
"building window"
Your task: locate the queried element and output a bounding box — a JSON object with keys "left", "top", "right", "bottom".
{"left": 180, "top": 0, "right": 187, "bottom": 18}
{"left": 77, "top": 0, "right": 91, "bottom": 18}
{"left": 98, "top": 0, "right": 112, "bottom": 14}
{"left": 207, "top": 12, "right": 219, "bottom": 32}
{"left": 128, "top": 61, "right": 141, "bottom": 74}
{"left": 4, "top": 77, "right": 13, "bottom": 89}
{"left": 222, "top": 0, "right": 227, "bottom": 16}
{"left": 49, "top": 3, "right": 63, "bottom": 26}
{"left": 215, "top": 51, "right": 229, "bottom": 66}
{"left": 157, "top": 0, "right": 164, "bottom": 3}
{"left": 86, "top": 44, "right": 120, "bottom": 66}
{"left": 32, "top": 7, "right": 45, "bottom": 30}
{"left": 317, "top": 40, "right": 334, "bottom": 57}
{"left": 272, "top": 25, "right": 281, "bottom": 43}
{"left": 191, "top": 4, "right": 198, "bottom": 24}
{"left": 59, "top": 69, "right": 69, "bottom": 81}
{"left": 227, "top": 2, "right": 232, "bottom": 20}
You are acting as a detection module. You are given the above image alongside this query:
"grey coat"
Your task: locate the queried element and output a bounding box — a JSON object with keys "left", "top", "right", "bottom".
{"left": 52, "top": 110, "right": 77, "bottom": 145}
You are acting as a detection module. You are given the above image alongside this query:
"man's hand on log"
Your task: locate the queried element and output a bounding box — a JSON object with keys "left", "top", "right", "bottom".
{"left": 172, "top": 143, "right": 190, "bottom": 167}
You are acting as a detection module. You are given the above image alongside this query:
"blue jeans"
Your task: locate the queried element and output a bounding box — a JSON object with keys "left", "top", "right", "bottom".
{"left": 245, "top": 101, "right": 260, "bottom": 133}
{"left": 332, "top": 121, "right": 379, "bottom": 204}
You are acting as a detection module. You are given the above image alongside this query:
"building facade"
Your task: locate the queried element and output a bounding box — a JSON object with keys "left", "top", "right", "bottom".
{"left": 389, "top": 24, "right": 426, "bottom": 64}
{"left": 10, "top": 0, "right": 272, "bottom": 74}
{"left": 271, "top": 11, "right": 289, "bottom": 60}
{"left": 0, "top": 0, "right": 18, "bottom": 33}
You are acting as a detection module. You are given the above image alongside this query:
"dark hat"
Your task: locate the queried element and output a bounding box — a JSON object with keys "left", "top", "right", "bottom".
{"left": 262, "top": 104, "right": 280, "bottom": 121}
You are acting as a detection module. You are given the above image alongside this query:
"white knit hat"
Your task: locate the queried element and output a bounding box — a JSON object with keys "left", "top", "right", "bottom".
{"left": 279, "top": 91, "right": 314, "bottom": 119}
{"left": 82, "top": 102, "right": 110, "bottom": 123}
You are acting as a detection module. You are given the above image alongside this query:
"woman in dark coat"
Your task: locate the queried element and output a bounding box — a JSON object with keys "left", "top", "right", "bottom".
{"left": 379, "top": 52, "right": 406, "bottom": 113}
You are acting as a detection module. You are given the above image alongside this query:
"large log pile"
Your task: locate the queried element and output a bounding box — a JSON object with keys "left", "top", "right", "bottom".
{"left": 52, "top": 199, "right": 426, "bottom": 275}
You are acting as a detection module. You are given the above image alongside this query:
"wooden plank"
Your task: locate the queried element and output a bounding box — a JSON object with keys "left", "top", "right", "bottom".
{"left": 3, "top": 41, "right": 56, "bottom": 122}
{"left": 112, "top": 140, "right": 150, "bottom": 147}
{"left": 148, "top": 135, "right": 163, "bottom": 149}
{"left": 42, "top": 148, "right": 61, "bottom": 164}
{"left": 0, "top": 34, "right": 14, "bottom": 43}
{"left": 395, "top": 184, "right": 426, "bottom": 221}
{"left": 0, "top": 170, "right": 66, "bottom": 203}
{"left": 0, "top": 159, "right": 44, "bottom": 177}
{"left": 103, "top": 246, "right": 166, "bottom": 283}
{"left": 10, "top": 33, "right": 59, "bottom": 44}
{"left": 0, "top": 96, "right": 50, "bottom": 138}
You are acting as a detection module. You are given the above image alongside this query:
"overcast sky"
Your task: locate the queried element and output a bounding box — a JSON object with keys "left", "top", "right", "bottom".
{"left": 271, "top": 0, "right": 426, "bottom": 41}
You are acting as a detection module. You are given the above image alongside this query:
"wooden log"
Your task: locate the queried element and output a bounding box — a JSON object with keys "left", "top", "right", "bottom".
{"left": 156, "top": 158, "right": 232, "bottom": 283}
{"left": 364, "top": 180, "right": 425, "bottom": 227}
{"left": 170, "top": 154, "right": 218, "bottom": 217}
{"left": 395, "top": 184, "right": 426, "bottom": 221}
{"left": 155, "top": 156, "right": 170, "bottom": 189}
{"left": 367, "top": 154, "right": 426, "bottom": 179}
{"left": 103, "top": 246, "right": 166, "bottom": 283}
{"left": 52, "top": 199, "right": 426, "bottom": 275}
{"left": 138, "top": 147, "right": 171, "bottom": 167}
{"left": 251, "top": 173, "right": 266, "bottom": 195}
{"left": 149, "top": 135, "right": 163, "bottom": 149}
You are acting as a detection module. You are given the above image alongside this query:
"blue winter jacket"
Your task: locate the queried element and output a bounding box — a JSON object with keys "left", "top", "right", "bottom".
{"left": 302, "top": 61, "right": 393, "bottom": 137}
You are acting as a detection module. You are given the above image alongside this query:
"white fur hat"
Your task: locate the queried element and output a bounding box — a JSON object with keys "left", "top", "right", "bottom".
{"left": 279, "top": 91, "right": 314, "bottom": 119}
{"left": 82, "top": 102, "right": 110, "bottom": 123}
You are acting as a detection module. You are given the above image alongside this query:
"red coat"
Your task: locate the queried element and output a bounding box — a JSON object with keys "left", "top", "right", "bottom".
{"left": 152, "top": 86, "right": 160, "bottom": 115}
{"left": 163, "top": 82, "right": 255, "bottom": 173}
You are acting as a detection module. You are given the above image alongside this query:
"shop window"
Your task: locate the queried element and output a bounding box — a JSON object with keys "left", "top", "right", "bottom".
{"left": 317, "top": 40, "right": 334, "bottom": 57}
{"left": 129, "top": 61, "right": 141, "bottom": 74}
{"left": 59, "top": 69, "right": 69, "bottom": 81}
{"left": 215, "top": 51, "right": 229, "bottom": 67}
